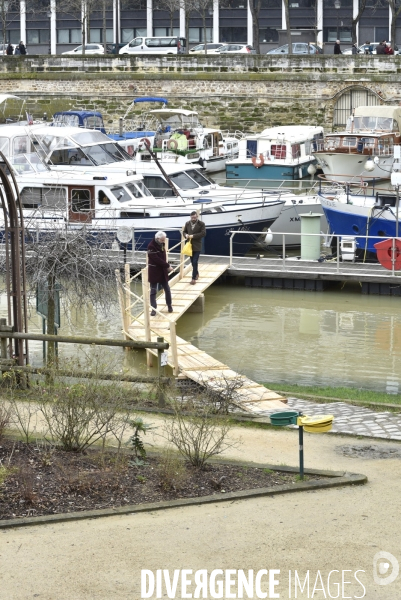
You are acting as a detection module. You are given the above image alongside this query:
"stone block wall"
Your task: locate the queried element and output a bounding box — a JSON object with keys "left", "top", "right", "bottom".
{"left": 0, "top": 55, "right": 400, "bottom": 133}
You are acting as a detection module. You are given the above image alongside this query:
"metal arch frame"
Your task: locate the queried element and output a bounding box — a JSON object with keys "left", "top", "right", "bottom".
{"left": 0, "top": 151, "right": 29, "bottom": 366}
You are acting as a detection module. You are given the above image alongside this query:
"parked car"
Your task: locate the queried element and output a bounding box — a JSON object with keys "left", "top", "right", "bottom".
{"left": 62, "top": 43, "right": 105, "bottom": 55}
{"left": 189, "top": 43, "right": 226, "bottom": 54}
{"left": 119, "top": 36, "right": 186, "bottom": 55}
{"left": 267, "top": 43, "right": 322, "bottom": 54}
{"left": 217, "top": 44, "right": 256, "bottom": 54}
{"left": 342, "top": 42, "right": 399, "bottom": 55}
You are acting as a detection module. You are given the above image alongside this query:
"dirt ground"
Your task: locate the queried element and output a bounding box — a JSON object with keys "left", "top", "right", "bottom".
{"left": 1, "top": 420, "right": 401, "bottom": 600}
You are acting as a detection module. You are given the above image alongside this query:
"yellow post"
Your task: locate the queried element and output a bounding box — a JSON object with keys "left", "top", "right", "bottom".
{"left": 142, "top": 267, "right": 153, "bottom": 368}
{"left": 169, "top": 320, "right": 179, "bottom": 376}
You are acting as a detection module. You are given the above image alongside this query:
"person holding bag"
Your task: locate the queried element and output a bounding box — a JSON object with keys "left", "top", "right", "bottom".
{"left": 182, "top": 210, "right": 206, "bottom": 285}
{"left": 147, "top": 231, "right": 173, "bottom": 316}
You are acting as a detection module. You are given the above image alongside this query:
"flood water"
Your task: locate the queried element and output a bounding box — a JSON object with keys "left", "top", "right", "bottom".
{"left": 2, "top": 282, "right": 400, "bottom": 394}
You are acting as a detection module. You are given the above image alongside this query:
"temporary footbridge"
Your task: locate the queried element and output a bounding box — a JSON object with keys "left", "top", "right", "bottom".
{"left": 116, "top": 239, "right": 286, "bottom": 414}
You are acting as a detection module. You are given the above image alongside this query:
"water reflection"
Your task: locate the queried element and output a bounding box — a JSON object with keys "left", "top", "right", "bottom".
{"left": 1, "top": 282, "right": 400, "bottom": 393}
{"left": 177, "top": 286, "right": 401, "bottom": 393}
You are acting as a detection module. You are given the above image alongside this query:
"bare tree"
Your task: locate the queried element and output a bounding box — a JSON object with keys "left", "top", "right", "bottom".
{"left": 57, "top": 0, "right": 101, "bottom": 54}
{"left": 351, "top": 0, "right": 367, "bottom": 45}
{"left": 193, "top": 0, "right": 214, "bottom": 54}
{"left": 154, "top": 0, "right": 180, "bottom": 36}
{"left": 21, "top": 227, "right": 119, "bottom": 366}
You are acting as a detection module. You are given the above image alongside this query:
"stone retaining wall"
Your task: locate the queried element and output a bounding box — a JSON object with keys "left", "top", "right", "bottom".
{"left": 1, "top": 55, "right": 400, "bottom": 133}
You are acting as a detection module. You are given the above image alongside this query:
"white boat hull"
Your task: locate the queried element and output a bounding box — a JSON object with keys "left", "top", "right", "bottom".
{"left": 314, "top": 151, "right": 394, "bottom": 182}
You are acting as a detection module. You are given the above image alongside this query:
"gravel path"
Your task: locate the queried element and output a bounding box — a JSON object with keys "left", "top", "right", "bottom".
{"left": 1, "top": 420, "right": 401, "bottom": 599}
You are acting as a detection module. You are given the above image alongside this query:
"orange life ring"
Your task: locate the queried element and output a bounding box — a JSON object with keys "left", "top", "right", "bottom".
{"left": 167, "top": 139, "right": 178, "bottom": 150}
{"left": 139, "top": 137, "right": 151, "bottom": 150}
{"left": 252, "top": 153, "right": 264, "bottom": 168}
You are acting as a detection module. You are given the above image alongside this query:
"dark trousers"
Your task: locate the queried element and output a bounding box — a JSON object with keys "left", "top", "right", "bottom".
{"left": 150, "top": 281, "right": 172, "bottom": 310}
{"left": 190, "top": 251, "right": 201, "bottom": 280}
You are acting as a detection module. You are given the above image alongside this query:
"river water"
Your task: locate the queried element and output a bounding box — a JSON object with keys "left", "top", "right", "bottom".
{"left": 2, "top": 282, "right": 400, "bottom": 395}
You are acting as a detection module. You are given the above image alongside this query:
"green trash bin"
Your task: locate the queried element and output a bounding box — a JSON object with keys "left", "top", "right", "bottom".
{"left": 269, "top": 411, "right": 299, "bottom": 426}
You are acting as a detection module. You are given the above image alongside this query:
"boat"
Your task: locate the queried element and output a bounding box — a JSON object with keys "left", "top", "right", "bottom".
{"left": 136, "top": 107, "right": 239, "bottom": 173}
{"left": 318, "top": 181, "right": 401, "bottom": 257}
{"left": 226, "top": 126, "right": 324, "bottom": 181}
{"left": 313, "top": 106, "right": 401, "bottom": 183}
{"left": 3, "top": 153, "right": 284, "bottom": 256}
{"left": 52, "top": 108, "right": 156, "bottom": 155}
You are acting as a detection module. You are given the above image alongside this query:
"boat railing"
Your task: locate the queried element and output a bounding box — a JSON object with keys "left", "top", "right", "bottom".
{"left": 228, "top": 230, "right": 401, "bottom": 276}
{"left": 314, "top": 140, "right": 394, "bottom": 155}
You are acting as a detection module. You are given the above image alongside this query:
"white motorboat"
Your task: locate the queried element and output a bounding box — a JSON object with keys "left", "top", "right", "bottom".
{"left": 314, "top": 105, "right": 401, "bottom": 182}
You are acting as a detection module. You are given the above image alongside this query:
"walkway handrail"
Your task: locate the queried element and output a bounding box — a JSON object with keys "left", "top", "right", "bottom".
{"left": 229, "top": 229, "right": 401, "bottom": 275}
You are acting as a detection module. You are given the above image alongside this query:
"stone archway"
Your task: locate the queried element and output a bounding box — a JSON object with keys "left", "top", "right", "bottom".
{"left": 333, "top": 86, "right": 382, "bottom": 128}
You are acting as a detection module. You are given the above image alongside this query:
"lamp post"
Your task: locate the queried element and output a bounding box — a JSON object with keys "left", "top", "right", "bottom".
{"left": 334, "top": 0, "right": 341, "bottom": 40}
{"left": 47, "top": 10, "right": 51, "bottom": 54}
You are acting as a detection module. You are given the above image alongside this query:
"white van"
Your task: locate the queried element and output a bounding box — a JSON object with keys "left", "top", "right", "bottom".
{"left": 119, "top": 36, "right": 186, "bottom": 55}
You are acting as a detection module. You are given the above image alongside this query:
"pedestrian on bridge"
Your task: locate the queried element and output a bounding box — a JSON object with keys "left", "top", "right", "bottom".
{"left": 183, "top": 211, "right": 206, "bottom": 285}
{"left": 147, "top": 231, "right": 173, "bottom": 316}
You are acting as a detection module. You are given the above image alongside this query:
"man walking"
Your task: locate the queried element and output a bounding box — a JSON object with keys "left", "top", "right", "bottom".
{"left": 183, "top": 211, "right": 206, "bottom": 285}
{"left": 147, "top": 231, "right": 173, "bottom": 316}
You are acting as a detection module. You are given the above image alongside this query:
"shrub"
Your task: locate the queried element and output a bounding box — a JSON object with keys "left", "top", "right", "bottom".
{"left": 157, "top": 448, "right": 188, "bottom": 491}
{"left": 128, "top": 417, "right": 155, "bottom": 458}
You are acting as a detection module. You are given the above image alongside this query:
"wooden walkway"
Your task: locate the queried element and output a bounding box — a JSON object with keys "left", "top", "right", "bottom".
{"left": 118, "top": 260, "right": 286, "bottom": 414}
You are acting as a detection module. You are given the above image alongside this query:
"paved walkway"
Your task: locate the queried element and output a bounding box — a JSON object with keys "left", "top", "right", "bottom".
{"left": 254, "top": 396, "right": 401, "bottom": 441}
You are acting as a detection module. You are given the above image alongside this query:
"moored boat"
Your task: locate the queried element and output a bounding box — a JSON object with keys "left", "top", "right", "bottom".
{"left": 314, "top": 106, "right": 401, "bottom": 183}
{"left": 226, "top": 125, "right": 323, "bottom": 181}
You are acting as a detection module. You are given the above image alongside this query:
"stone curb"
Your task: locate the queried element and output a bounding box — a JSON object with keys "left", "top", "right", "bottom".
{"left": 0, "top": 464, "right": 367, "bottom": 530}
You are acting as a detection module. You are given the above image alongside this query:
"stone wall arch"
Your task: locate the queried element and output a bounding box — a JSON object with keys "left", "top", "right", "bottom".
{"left": 328, "top": 86, "right": 383, "bottom": 130}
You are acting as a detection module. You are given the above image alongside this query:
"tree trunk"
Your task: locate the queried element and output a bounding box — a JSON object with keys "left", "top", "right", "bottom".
{"left": 283, "top": 0, "right": 292, "bottom": 55}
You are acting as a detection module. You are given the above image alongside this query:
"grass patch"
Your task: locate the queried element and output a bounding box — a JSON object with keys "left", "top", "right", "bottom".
{"left": 263, "top": 382, "right": 401, "bottom": 407}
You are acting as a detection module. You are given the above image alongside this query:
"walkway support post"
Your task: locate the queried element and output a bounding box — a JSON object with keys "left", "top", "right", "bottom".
{"left": 142, "top": 268, "right": 153, "bottom": 367}
{"left": 169, "top": 321, "right": 179, "bottom": 376}
{"left": 157, "top": 336, "right": 166, "bottom": 407}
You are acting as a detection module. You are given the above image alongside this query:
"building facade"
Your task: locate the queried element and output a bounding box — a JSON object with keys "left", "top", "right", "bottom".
{"left": 1, "top": 0, "right": 397, "bottom": 55}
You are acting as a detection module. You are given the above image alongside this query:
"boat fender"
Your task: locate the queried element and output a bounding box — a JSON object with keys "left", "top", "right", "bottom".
{"left": 139, "top": 137, "right": 151, "bottom": 150}
{"left": 167, "top": 139, "right": 178, "bottom": 150}
{"left": 252, "top": 154, "right": 265, "bottom": 168}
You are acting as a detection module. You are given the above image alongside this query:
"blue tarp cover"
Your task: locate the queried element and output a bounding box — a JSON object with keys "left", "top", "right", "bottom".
{"left": 108, "top": 131, "right": 155, "bottom": 140}
{"left": 133, "top": 97, "right": 168, "bottom": 104}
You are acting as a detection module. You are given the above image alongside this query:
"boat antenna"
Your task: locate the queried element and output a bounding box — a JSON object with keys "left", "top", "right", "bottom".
{"left": 141, "top": 138, "right": 182, "bottom": 200}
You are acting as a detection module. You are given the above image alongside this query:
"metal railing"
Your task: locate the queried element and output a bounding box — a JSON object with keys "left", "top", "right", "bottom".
{"left": 116, "top": 235, "right": 192, "bottom": 376}
{"left": 229, "top": 230, "right": 401, "bottom": 276}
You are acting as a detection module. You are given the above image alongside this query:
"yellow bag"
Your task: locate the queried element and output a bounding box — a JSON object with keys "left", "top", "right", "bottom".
{"left": 181, "top": 240, "right": 193, "bottom": 257}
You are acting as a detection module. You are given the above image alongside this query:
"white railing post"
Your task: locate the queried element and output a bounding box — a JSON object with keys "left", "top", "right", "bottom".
{"left": 179, "top": 234, "right": 185, "bottom": 280}
{"left": 337, "top": 235, "right": 340, "bottom": 273}
{"left": 115, "top": 269, "right": 129, "bottom": 340}
{"left": 142, "top": 267, "right": 153, "bottom": 368}
{"left": 169, "top": 321, "right": 179, "bottom": 376}
{"left": 282, "top": 234, "right": 286, "bottom": 269}
{"left": 124, "top": 263, "right": 131, "bottom": 336}
{"left": 229, "top": 232, "right": 234, "bottom": 267}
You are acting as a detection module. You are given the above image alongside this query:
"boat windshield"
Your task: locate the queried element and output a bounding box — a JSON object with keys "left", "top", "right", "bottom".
{"left": 158, "top": 114, "right": 200, "bottom": 130}
{"left": 111, "top": 185, "right": 134, "bottom": 203}
{"left": 71, "top": 131, "right": 112, "bottom": 146}
{"left": 169, "top": 171, "right": 199, "bottom": 189}
{"left": 9, "top": 153, "right": 49, "bottom": 174}
{"left": 347, "top": 116, "right": 398, "bottom": 132}
{"left": 126, "top": 181, "right": 152, "bottom": 197}
{"left": 84, "top": 144, "right": 121, "bottom": 165}
{"left": 185, "top": 169, "right": 212, "bottom": 187}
